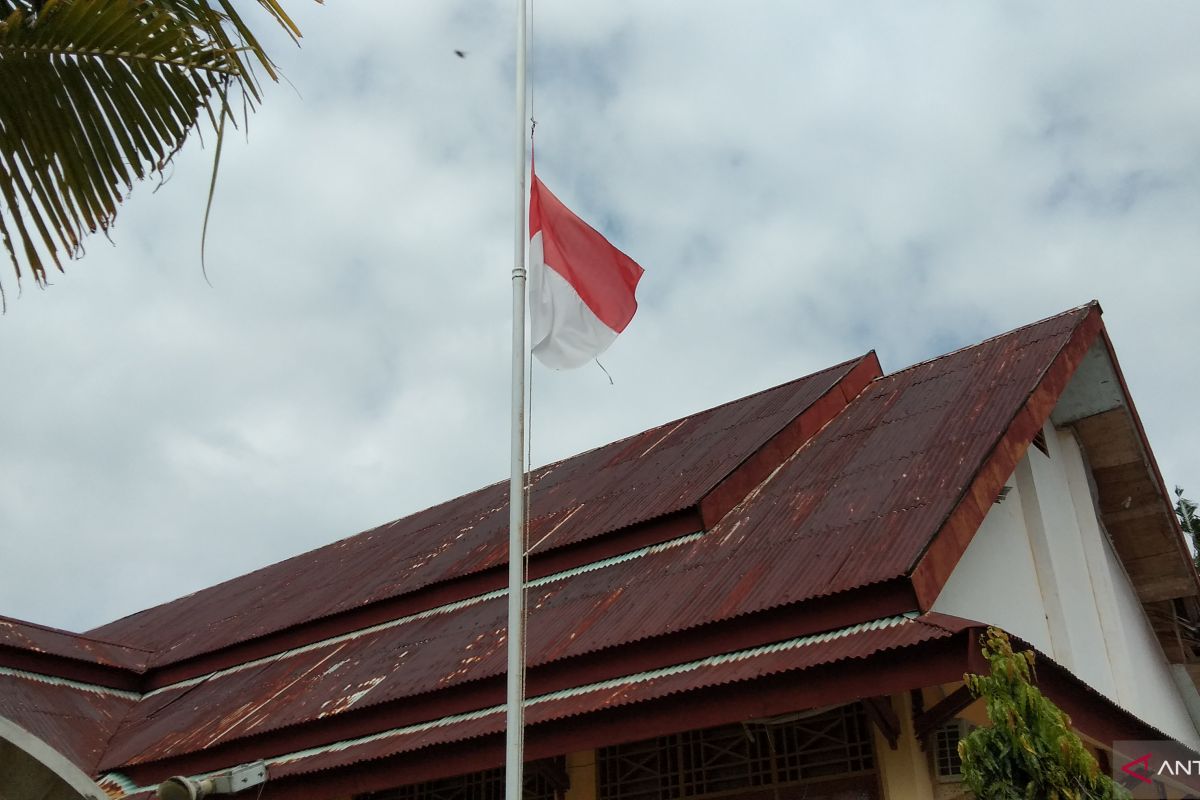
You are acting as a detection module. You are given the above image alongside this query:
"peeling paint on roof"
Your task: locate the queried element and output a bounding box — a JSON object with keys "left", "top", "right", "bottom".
{"left": 99, "top": 612, "right": 936, "bottom": 794}
{"left": 138, "top": 530, "right": 706, "bottom": 700}
{"left": 265, "top": 612, "right": 944, "bottom": 777}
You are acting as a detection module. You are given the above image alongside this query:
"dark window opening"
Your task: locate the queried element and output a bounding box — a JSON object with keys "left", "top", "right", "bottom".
{"left": 598, "top": 704, "right": 876, "bottom": 800}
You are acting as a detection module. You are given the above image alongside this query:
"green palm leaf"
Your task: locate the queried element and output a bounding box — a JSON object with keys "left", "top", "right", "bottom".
{"left": 0, "top": 0, "right": 304, "bottom": 304}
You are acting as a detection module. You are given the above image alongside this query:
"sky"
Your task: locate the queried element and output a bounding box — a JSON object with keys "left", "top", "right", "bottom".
{"left": 1, "top": 1, "right": 1198, "bottom": 633}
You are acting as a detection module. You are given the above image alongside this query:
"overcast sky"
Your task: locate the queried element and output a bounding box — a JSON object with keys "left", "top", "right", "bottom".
{"left": 2, "top": 1, "right": 1197, "bottom": 633}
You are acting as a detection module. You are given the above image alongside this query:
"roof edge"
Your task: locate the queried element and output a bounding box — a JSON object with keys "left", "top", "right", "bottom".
{"left": 1095, "top": 327, "right": 1200, "bottom": 598}
{"left": 909, "top": 303, "right": 1103, "bottom": 608}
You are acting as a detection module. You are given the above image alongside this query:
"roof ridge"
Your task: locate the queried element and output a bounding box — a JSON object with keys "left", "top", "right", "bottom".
{"left": 880, "top": 301, "right": 1098, "bottom": 379}
{"left": 523, "top": 351, "right": 873, "bottom": 472}
{"left": 1, "top": 614, "right": 153, "bottom": 655}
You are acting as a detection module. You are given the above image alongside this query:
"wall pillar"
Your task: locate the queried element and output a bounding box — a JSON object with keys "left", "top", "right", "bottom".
{"left": 563, "top": 749, "right": 597, "bottom": 800}
{"left": 873, "top": 693, "right": 935, "bottom": 800}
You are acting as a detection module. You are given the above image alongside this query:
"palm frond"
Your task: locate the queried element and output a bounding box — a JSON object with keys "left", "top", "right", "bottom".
{"left": 0, "top": 0, "right": 306, "bottom": 302}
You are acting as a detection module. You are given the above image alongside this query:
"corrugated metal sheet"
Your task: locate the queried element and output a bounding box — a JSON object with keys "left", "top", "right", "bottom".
{"left": 711, "top": 305, "right": 1088, "bottom": 598}
{"left": 87, "top": 357, "right": 867, "bottom": 666}
{"left": 95, "top": 308, "right": 1091, "bottom": 771}
{"left": 0, "top": 670, "right": 139, "bottom": 773}
{"left": 94, "top": 614, "right": 953, "bottom": 794}
{"left": 96, "top": 614, "right": 946, "bottom": 797}
{"left": 0, "top": 615, "right": 149, "bottom": 671}
{"left": 264, "top": 614, "right": 949, "bottom": 779}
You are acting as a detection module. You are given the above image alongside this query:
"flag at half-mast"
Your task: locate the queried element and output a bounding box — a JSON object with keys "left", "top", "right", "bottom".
{"left": 528, "top": 168, "right": 645, "bottom": 369}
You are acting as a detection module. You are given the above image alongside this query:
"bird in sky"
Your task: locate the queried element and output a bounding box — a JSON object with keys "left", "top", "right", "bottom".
{"left": 454, "top": 50, "right": 467, "bottom": 58}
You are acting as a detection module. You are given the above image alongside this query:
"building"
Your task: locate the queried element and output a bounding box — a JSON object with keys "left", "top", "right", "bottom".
{"left": 2, "top": 302, "right": 1199, "bottom": 800}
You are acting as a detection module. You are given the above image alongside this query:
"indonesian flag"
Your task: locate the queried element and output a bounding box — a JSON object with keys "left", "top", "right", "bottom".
{"left": 528, "top": 170, "right": 644, "bottom": 369}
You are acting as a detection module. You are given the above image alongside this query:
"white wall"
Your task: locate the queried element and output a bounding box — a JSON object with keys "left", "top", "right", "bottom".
{"left": 933, "top": 478, "right": 1052, "bottom": 656}
{"left": 933, "top": 424, "right": 1200, "bottom": 749}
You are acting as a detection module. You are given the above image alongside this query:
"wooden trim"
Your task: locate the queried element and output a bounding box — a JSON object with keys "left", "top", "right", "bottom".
{"left": 863, "top": 696, "right": 901, "bottom": 750}
{"left": 913, "top": 686, "right": 974, "bottom": 742}
{"left": 1096, "top": 329, "right": 1200, "bottom": 597}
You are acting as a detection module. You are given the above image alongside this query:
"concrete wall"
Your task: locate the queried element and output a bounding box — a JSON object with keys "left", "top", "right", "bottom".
{"left": 933, "top": 423, "right": 1200, "bottom": 749}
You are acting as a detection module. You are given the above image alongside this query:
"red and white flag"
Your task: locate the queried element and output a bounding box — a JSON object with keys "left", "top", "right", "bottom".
{"left": 528, "top": 170, "right": 644, "bottom": 369}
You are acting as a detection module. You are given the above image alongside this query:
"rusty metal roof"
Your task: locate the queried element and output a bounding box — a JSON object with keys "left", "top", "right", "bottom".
{"left": 695, "top": 305, "right": 1092, "bottom": 600}
{"left": 89, "top": 307, "right": 1095, "bottom": 773}
{"left": 97, "top": 613, "right": 950, "bottom": 790}
{"left": 87, "top": 356, "right": 870, "bottom": 666}
{"left": 11, "top": 305, "right": 1106, "bottom": 790}
{"left": 265, "top": 614, "right": 955, "bottom": 782}
{"left": 0, "top": 616, "right": 149, "bottom": 672}
{"left": 252, "top": 614, "right": 952, "bottom": 780}
{"left": 0, "top": 669, "right": 139, "bottom": 773}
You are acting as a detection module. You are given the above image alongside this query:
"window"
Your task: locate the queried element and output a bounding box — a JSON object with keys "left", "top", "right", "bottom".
{"left": 598, "top": 704, "right": 876, "bottom": 800}
{"left": 932, "top": 719, "right": 971, "bottom": 782}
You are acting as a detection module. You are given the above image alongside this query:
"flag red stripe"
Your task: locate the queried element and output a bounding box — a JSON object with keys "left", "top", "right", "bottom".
{"left": 529, "top": 174, "right": 643, "bottom": 333}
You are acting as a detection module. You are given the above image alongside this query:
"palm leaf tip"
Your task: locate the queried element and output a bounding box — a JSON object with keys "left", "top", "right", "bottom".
{"left": 0, "top": 0, "right": 312, "bottom": 298}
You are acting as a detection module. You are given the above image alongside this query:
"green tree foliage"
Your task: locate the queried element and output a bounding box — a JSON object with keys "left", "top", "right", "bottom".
{"left": 1176, "top": 487, "right": 1200, "bottom": 570}
{"left": 0, "top": 0, "right": 307, "bottom": 302}
{"left": 959, "top": 628, "right": 1129, "bottom": 800}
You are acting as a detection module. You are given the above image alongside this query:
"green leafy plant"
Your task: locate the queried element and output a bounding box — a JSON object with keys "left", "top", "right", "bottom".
{"left": 1176, "top": 487, "right": 1200, "bottom": 570}
{"left": 0, "top": 0, "right": 308, "bottom": 302}
{"left": 959, "top": 628, "right": 1129, "bottom": 800}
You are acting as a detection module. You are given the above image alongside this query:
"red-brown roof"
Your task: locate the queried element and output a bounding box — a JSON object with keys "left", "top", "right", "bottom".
{"left": 265, "top": 613, "right": 951, "bottom": 781}
{"left": 86, "top": 354, "right": 875, "bottom": 667}
{"left": 0, "top": 670, "right": 137, "bottom": 773}
{"left": 90, "top": 306, "right": 1093, "bottom": 774}
{"left": 0, "top": 616, "right": 148, "bottom": 673}
{"left": 7, "top": 302, "right": 1164, "bottom": 795}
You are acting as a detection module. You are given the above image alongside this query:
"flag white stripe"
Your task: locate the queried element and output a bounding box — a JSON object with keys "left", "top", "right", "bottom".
{"left": 529, "top": 231, "right": 618, "bottom": 369}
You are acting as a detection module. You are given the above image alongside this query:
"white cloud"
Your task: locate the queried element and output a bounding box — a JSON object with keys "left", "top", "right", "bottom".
{"left": 1, "top": 0, "right": 1197, "bottom": 631}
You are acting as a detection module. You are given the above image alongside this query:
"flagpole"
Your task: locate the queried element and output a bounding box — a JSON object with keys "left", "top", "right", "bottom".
{"left": 505, "top": 0, "right": 529, "bottom": 797}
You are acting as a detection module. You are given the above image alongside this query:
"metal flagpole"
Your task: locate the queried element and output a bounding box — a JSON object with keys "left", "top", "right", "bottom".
{"left": 505, "top": 0, "right": 529, "bottom": 797}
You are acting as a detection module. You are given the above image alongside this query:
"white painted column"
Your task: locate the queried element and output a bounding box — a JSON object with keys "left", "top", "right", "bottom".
{"left": 1015, "top": 454, "right": 1076, "bottom": 669}
{"left": 1058, "top": 428, "right": 1138, "bottom": 708}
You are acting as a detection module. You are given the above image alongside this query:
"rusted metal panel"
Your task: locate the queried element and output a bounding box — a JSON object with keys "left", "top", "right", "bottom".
{"left": 0, "top": 671, "right": 138, "bottom": 773}
{"left": 88, "top": 357, "right": 872, "bottom": 667}
{"left": 95, "top": 307, "right": 1097, "bottom": 777}
{"left": 0, "top": 616, "right": 148, "bottom": 672}
{"left": 262, "top": 615, "right": 950, "bottom": 780}
{"left": 909, "top": 304, "right": 1101, "bottom": 607}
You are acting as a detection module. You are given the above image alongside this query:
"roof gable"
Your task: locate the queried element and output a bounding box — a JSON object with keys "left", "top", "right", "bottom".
{"left": 708, "top": 304, "right": 1097, "bottom": 603}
